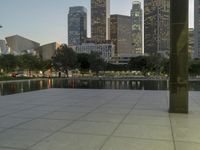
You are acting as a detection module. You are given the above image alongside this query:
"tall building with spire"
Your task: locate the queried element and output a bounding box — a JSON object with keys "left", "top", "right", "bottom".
{"left": 144, "top": 0, "right": 170, "bottom": 56}
{"left": 91, "top": 0, "right": 110, "bottom": 42}
{"left": 68, "top": 6, "right": 87, "bottom": 46}
{"left": 131, "top": 1, "right": 143, "bottom": 54}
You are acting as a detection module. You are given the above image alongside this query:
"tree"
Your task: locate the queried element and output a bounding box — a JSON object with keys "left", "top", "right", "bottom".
{"left": 52, "top": 44, "right": 77, "bottom": 77}
{"left": 38, "top": 59, "right": 52, "bottom": 76}
{"left": 128, "top": 56, "right": 169, "bottom": 76}
{"left": 88, "top": 52, "right": 106, "bottom": 75}
{"left": 189, "top": 59, "right": 200, "bottom": 76}
{"left": 77, "top": 53, "right": 90, "bottom": 75}
{"left": 128, "top": 56, "right": 148, "bottom": 75}
{"left": 17, "top": 54, "right": 40, "bottom": 76}
{"left": 0, "top": 54, "right": 17, "bottom": 73}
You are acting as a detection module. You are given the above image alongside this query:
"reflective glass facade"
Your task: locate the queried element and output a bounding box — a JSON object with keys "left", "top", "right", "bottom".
{"left": 68, "top": 6, "right": 87, "bottom": 46}
{"left": 194, "top": 0, "right": 200, "bottom": 58}
{"left": 110, "top": 15, "right": 132, "bottom": 55}
{"left": 91, "top": 0, "right": 110, "bottom": 42}
{"left": 131, "top": 1, "right": 143, "bottom": 54}
{"left": 144, "top": 0, "right": 170, "bottom": 56}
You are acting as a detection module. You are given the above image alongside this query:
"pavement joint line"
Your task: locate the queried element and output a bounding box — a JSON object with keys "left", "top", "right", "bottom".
{"left": 99, "top": 91, "right": 145, "bottom": 150}
{"left": 190, "top": 96, "right": 200, "bottom": 106}
{"left": 112, "top": 135, "right": 174, "bottom": 142}
{"left": 26, "top": 91, "right": 125, "bottom": 149}
{"left": 168, "top": 88, "right": 177, "bottom": 150}
{"left": 173, "top": 140, "right": 200, "bottom": 145}
{"left": 0, "top": 145, "right": 26, "bottom": 150}
{"left": 0, "top": 104, "right": 41, "bottom": 119}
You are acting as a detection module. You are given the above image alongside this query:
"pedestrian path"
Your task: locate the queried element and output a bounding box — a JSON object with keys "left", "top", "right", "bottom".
{"left": 0, "top": 89, "right": 199, "bottom": 150}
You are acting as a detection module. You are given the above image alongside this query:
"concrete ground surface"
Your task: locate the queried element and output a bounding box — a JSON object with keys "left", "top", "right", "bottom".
{"left": 0, "top": 89, "right": 199, "bottom": 150}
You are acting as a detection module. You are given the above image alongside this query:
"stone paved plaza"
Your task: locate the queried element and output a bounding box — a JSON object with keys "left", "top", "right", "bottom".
{"left": 0, "top": 89, "right": 200, "bottom": 150}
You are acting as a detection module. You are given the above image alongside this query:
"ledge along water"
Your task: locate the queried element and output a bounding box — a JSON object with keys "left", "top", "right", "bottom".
{"left": 1, "top": 77, "right": 200, "bottom": 96}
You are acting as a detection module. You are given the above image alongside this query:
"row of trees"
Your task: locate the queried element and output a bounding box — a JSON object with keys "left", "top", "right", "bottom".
{"left": 52, "top": 45, "right": 170, "bottom": 76}
{"left": 1, "top": 44, "right": 200, "bottom": 77}
{"left": 0, "top": 54, "right": 51, "bottom": 75}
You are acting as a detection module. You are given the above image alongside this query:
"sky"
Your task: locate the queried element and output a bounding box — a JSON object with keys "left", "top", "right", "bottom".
{"left": 0, "top": 0, "right": 194, "bottom": 45}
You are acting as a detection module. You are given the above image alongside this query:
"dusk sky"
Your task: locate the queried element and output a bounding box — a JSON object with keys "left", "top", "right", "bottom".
{"left": 0, "top": 0, "right": 194, "bottom": 45}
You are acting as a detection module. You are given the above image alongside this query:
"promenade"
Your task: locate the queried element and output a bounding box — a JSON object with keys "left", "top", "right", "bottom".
{"left": 0, "top": 89, "right": 199, "bottom": 150}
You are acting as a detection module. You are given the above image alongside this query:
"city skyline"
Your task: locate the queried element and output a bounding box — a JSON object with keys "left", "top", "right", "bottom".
{"left": 0, "top": 0, "right": 194, "bottom": 45}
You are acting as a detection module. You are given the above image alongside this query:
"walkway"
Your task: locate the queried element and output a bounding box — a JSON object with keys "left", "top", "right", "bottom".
{"left": 0, "top": 89, "right": 199, "bottom": 150}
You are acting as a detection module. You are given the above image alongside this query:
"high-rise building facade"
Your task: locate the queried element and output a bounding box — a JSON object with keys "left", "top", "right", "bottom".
{"left": 194, "top": 0, "right": 200, "bottom": 58}
{"left": 91, "top": 0, "right": 110, "bottom": 41}
{"left": 144, "top": 0, "right": 170, "bottom": 56}
{"left": 189, "top": 28, "right": 194, "bottom": 59}
{"left": 72, "top": 43, "right": 114, "bottom": 62}
{"left": 110, "top": 15, "right": 132, "bottom": 55}
{"left": 131, "top": 1, "right": 143, "bottom": 54}
{"left": 68, "top": 6, "right": 87, "bottom": 46}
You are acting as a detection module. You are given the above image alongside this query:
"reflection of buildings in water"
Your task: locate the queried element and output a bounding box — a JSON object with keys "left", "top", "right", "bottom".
{"left": 20, "top": 82, "right": 24, "bottom": 93}
{"left": 48, "top": 79, "right": 52, "bottom": 89}
{"left": 116, "top": 81, "right": 119, "bottom": 89}
{"left": 11, "top": 83, "right": 17, "bottom": 93}
{"left": 28, "top": 80, "right": 31, "bottom": 90}
{"left": 0, "top": 83, "right": 3, "bottom": 95}
{"left": 40, "top": 80, "right": 43, "bottom": 89}
{"left": 69, "top": 80, "right": 75, "bottom": 88}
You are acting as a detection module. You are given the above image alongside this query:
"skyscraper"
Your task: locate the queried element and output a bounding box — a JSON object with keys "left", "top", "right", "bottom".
{"left": 68, "top": 6, "right": 87, "bottom": 46}
{"left": 144, "top": 0, "right": 170, "bottom": 56}
{"left": 131, "top": 1, "right": 143, "bottom": 54}
{"left": 189, "top": 28, "right": 194, "bottom": 58}
{"left": 91, "top": 0, "right": 110, "bottom": 42}
{"left": 110, "top": 15, "right": 132, "bottom": 55}
{"left": 194, "top": 0, "right": 200, "bottom": 58}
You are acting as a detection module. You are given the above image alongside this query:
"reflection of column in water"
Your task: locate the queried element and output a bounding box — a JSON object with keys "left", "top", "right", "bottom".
{"left": 0, "top": 83, "right": 3, "bottom": 95}
{"left": 69, "top": 80, "right": 75, "bottom": 88}
{"left": 48, "top": 79, "right": 52, "bottom": 89}
{"left": 125, "top": 81, "right": 128, "bottom": 89}
{"left": 21, "top": 82, "right": 24, "bottom": 93}
{"left": 52, "top": 79, "right": 54, "bottom": 87}
{"left": 11, "top": 83, "right": 17, "bottom": 93}
{"left": 136, "top": 81, "right": 140, "bottom": 89}
{"left": 117, "top": 81, "right": 120, "bottom": 89}
{"left": 40, "top": 80, "right": 43, "bottom": 89}
{"left": 28, "top": 80, "right": 31, "bottom": 90}
{"left": 121, "top": 81, "right": 124, "bottom": 89}
{"left": 129, "top": 81, "right": 133, "bottom": 89}
{"left": 114, "top": 81, "right": 117, "bottom": 89}
{"left": 167, "top": 80, "right": 169, "bottom": 90}
{"left": 111, "top": 81, "right": 114, "bottom": 89}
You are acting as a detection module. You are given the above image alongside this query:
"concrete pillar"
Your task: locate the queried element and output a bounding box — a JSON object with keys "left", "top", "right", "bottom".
{"left": 169, "top": 0, "right": 189, "bottom": 113}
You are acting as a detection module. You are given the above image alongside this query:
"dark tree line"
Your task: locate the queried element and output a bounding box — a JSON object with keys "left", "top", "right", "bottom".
{"left": 52, "top": 44, "right": 106, "bottom": 76}
{"left": 128, "top": 56, "right": 169, "bottom": 75}
{"left": 0, "top": 54, "right": 51, "bottom": 76}
{"left": 1, "top": 44, "right": 200, "bottom": 77}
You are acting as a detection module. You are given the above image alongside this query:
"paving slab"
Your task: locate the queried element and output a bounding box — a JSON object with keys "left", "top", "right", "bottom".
{"left": 29, "top": 132, "right": 107, "bottom": 150}
{"left": 0, "top": 89, "right": 199, "bottom": 150}
{"left": 101, "top": 137, "right": 174, "bottom": 150}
